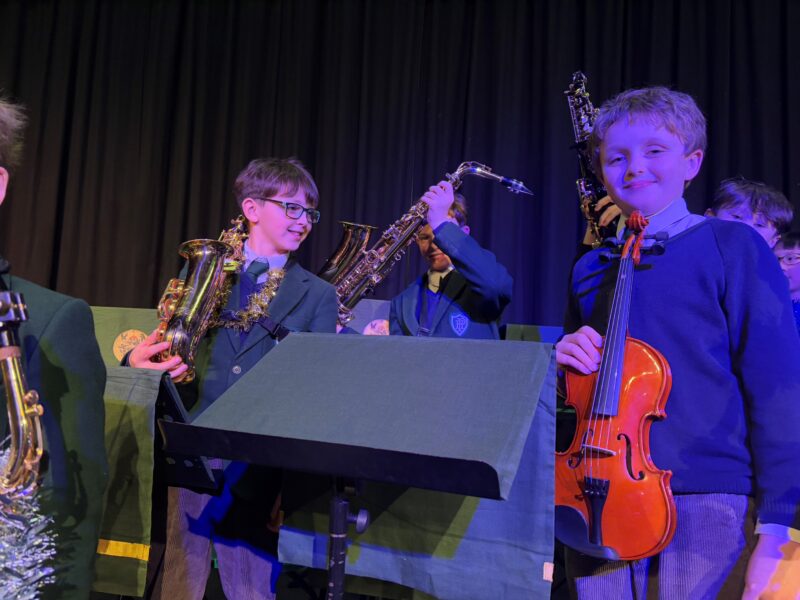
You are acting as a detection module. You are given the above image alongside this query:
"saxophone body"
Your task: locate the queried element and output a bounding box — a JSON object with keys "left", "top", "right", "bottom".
{"left": 0, "top": 291, "right": 56, "bottom": 598}
{"left": 156, "top": 216, "right": 248, "bottom": 383}
{"left": 329, "top": 162, "right": 531, "bottom": 325}
{"left": 0, "top": 292, "right": 45, "bottom": 497}
{"left": 565, "top": 71, "right": 617, "bottom": 246}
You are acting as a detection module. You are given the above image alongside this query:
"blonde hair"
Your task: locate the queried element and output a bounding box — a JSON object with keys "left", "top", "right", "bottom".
{"left": 590, "top": 86, "right": 707, "bottom": 173}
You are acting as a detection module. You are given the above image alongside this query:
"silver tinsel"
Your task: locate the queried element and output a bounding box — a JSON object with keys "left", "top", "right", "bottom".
{"left": 0, "top": 448, "right": 56, "bottom": 599}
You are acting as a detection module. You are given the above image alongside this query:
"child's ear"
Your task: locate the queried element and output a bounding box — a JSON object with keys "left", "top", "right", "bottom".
{"left": 684, "top": 149, "right": 704, "bottom": 181}
{"left": 241, "top": 197, "right": 259, "bottom": 222}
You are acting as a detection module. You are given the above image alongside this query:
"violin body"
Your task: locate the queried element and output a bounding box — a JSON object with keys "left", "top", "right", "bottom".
{"left": 555, "top": 336, "right": 676, "bottom": 561}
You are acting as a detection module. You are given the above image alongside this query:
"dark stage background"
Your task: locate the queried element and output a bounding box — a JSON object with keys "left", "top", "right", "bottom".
{"left": 1, "top": 0, "right": 798, "bottom": 326}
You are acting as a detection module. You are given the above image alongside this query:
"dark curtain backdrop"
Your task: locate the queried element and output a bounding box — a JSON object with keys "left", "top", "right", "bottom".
{"left": 1, "top": 0, "right": 798, "bottom": 326}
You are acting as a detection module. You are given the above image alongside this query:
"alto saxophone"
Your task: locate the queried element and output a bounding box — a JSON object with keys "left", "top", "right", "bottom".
{"left": 0, "top": 291, "right": 56, "bottom": 598}
{"left": 565, "top": 71, "right": 617, "bottom": 247}
{"left": 330, "top": 161, "right": 532, "bottom": 325}
{"left": 156, "top": 217, "right": 248, "bottom": 383}
{"left": 0, "top": 292, "right": 45, "bottom": 497}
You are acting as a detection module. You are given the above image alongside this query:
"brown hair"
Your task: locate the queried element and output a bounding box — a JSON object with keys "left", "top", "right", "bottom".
{"left": 711, "top": 177, "right": 793, "bottom": 234}
{"left": 450, "top": 193, "right": 468, "bottom": 227}
{"left": 234, "top": 157, "right": 319, "bottom": 208}
{"left": 0, "top": 97, "right": 27, "bottom": 174}
{"left": 776, "top": 231, "right": 800, "bottom": 250}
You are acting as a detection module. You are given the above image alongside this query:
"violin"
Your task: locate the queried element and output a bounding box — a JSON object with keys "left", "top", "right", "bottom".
{"left": 555, "top": 211, "right": 676, "bottom": 561}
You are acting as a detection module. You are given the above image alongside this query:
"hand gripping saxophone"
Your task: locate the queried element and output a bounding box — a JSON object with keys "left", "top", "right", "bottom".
{"left": 326, "top": 161, "right": 532, "bottom": 326}
{"left": 564, "top": 72, "right": 618, "bottom": 246}
{"left": 0, "top": 291, "right": 56, "bottom": 597}
{"left": 156, "top": 217, "right": 248, "bottom": 383}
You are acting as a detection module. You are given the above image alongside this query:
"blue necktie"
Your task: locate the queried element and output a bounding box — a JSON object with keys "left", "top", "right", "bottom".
{"left": 238, "top": 260, "right": 270, "bottom": 342}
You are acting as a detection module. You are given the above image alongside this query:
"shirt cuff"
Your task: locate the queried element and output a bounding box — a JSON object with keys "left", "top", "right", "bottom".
{"left": 755, "top": 521, "right": 800, "bottom": 543}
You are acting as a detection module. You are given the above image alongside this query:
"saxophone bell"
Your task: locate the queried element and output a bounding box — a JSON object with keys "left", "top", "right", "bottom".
{"left": 318, "top": 222, "right": 376, "bottom": 286}
{"left": 156, "top": 217, "right": 248, "bottom": 383}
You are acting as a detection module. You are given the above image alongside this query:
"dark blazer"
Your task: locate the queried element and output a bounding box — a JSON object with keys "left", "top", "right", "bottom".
{"left": 1, "top": 272, "right": 108, "bottom": 600}
{"left": 389, "top": 223, "right": 513, "bottom": 339}
{"left": 180, "top": 259, "right": 338, "bottom": 419}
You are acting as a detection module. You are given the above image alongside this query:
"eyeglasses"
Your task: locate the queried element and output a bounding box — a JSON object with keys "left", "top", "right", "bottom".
{"left": 253, "top": 197, "right": 321, "bottom": 224}
{"left": 776, "top": 254, "right": 800, "bottom": 266}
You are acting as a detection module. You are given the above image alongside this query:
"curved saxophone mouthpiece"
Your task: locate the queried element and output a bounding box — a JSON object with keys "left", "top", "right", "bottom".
{"left": 499, "top": 175, "right": 533, "bottom": 196}
{"left": 447, "top": 161, "right": 533, "bottom": 196}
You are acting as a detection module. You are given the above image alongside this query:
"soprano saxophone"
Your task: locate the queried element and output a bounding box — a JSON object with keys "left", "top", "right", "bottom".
{"left": 156, "top": 217, "right": 248, "bottom": 383}
{"left": 330, "top": 161, "right": 532, "bottom": 325}
{"left": 565, "top": 71, "right": 618, "bottom": 246}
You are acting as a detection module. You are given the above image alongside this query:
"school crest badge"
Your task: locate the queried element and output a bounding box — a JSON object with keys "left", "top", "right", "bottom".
{"left": 450, "top": 312, "right": 469, "bottom": 337}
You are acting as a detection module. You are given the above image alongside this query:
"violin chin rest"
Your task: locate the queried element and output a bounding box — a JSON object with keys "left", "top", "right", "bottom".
{"left": 555, "top": 505, "right": 620, "bottom": 560}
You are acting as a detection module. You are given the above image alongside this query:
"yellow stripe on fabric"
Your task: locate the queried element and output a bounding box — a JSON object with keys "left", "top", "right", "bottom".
{"left": 96, "top": 539, "right": 150, "bottom": 561}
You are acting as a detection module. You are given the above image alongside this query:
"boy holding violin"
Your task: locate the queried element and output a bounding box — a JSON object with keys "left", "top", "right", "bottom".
{"left": 555, "top": 87, "right": 800, "bottom": 599}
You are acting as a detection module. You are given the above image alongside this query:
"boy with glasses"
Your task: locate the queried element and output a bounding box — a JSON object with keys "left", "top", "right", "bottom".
{"left": 130, "top": 157, "right": 337, "bottom": 599}
{"left": 774, "top": 232, "right": 800, "bottom": 334}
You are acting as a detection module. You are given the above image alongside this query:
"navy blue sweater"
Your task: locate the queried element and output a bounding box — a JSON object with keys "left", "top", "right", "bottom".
{"left": 566, "top": 218, "right": 800, "bottom": 529}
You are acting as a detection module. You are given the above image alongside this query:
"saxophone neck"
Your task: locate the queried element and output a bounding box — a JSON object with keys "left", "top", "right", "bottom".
{"left": 447, "top": 161, "right": 533, "bottom": 196}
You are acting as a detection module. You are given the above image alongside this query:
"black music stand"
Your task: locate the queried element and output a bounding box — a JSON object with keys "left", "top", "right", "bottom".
{"left": 159, "top": 332, "right": 552, "bottom": 599}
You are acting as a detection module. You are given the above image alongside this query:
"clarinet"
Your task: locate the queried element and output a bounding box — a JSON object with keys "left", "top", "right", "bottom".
{"left": 564, "top": 72, "right": 618, "bottom": 246}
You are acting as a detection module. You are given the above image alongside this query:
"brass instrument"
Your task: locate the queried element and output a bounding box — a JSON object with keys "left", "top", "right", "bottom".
{"left": 0, "top": 291, "right": 56, "bottom": 598}
{"left": 329, "top": 161, "right": 532, "bottom": 325}
{"left": 318, "top": 222, "right": 376, "bottom": 286}
{"left": 565, "top": 71, "right": 617, "bottom": 246}
{"left": 156, "top": 216, "right": 248, "bottom": 383}
{"left": 0, "top": 292, "right": 45, "bottom": 497}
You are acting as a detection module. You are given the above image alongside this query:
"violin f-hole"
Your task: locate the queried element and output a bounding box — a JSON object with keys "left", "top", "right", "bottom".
{"left": 618, "top": 432, "right": 645, "bottom": 480}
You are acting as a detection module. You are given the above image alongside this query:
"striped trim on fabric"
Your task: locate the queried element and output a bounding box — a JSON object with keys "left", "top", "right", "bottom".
{"left": 96, "top": 539, "right": 150, "bottom": 561}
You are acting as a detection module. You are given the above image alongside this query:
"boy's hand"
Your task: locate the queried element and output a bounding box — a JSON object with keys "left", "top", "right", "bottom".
{"left": 129, "top": 328, "right": 189, "bottom": 380}
{"left": 555, "top": 325, "right": 603, "bottom": 374}
{"left": 742, "top": 535, "right": 800, "bottom": 599}
{"left": 423, "top": 180, "right": 455, "bottom": 231}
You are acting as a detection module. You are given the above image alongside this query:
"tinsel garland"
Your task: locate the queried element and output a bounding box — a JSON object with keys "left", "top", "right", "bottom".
{"left": 214, "top": 268, "right": 286, "bottom": 332}
{"left": 0, "top": 450, "right": 57, "bottom": 599}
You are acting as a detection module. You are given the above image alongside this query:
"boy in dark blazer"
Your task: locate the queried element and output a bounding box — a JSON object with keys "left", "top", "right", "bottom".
{"left": 130, "top": 158, "right": 337, "bottom": 599}
{"left": 389, "top": 181, "right": 513, "bottom": 339}
{"left": 0, "top": 98, "right": 108, "bottom": 599}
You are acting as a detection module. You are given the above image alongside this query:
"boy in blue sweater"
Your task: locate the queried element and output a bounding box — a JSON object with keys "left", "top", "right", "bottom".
{"left": 556, "top": 87, "right": 800, "bottom": 599}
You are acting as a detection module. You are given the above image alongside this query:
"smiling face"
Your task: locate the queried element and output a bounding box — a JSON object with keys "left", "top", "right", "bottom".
{"left": 599, "top": 117, "right": 703, "bottom": 216}
{"left": 241, "top": 187, "right": 312, "bottom": 256}
{"left": 712, "top": 204, "right": 780, "bottom": 248}
{"left": 416, "top": 224, "right": 453, "bottom": 272}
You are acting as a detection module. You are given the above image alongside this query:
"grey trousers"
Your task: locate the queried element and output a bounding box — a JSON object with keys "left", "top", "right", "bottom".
{"left": 156, "top": 485, "right": 279, "bottom": 600}
{"left": 566, "top": 493, "right": 757, "bottom": 600}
